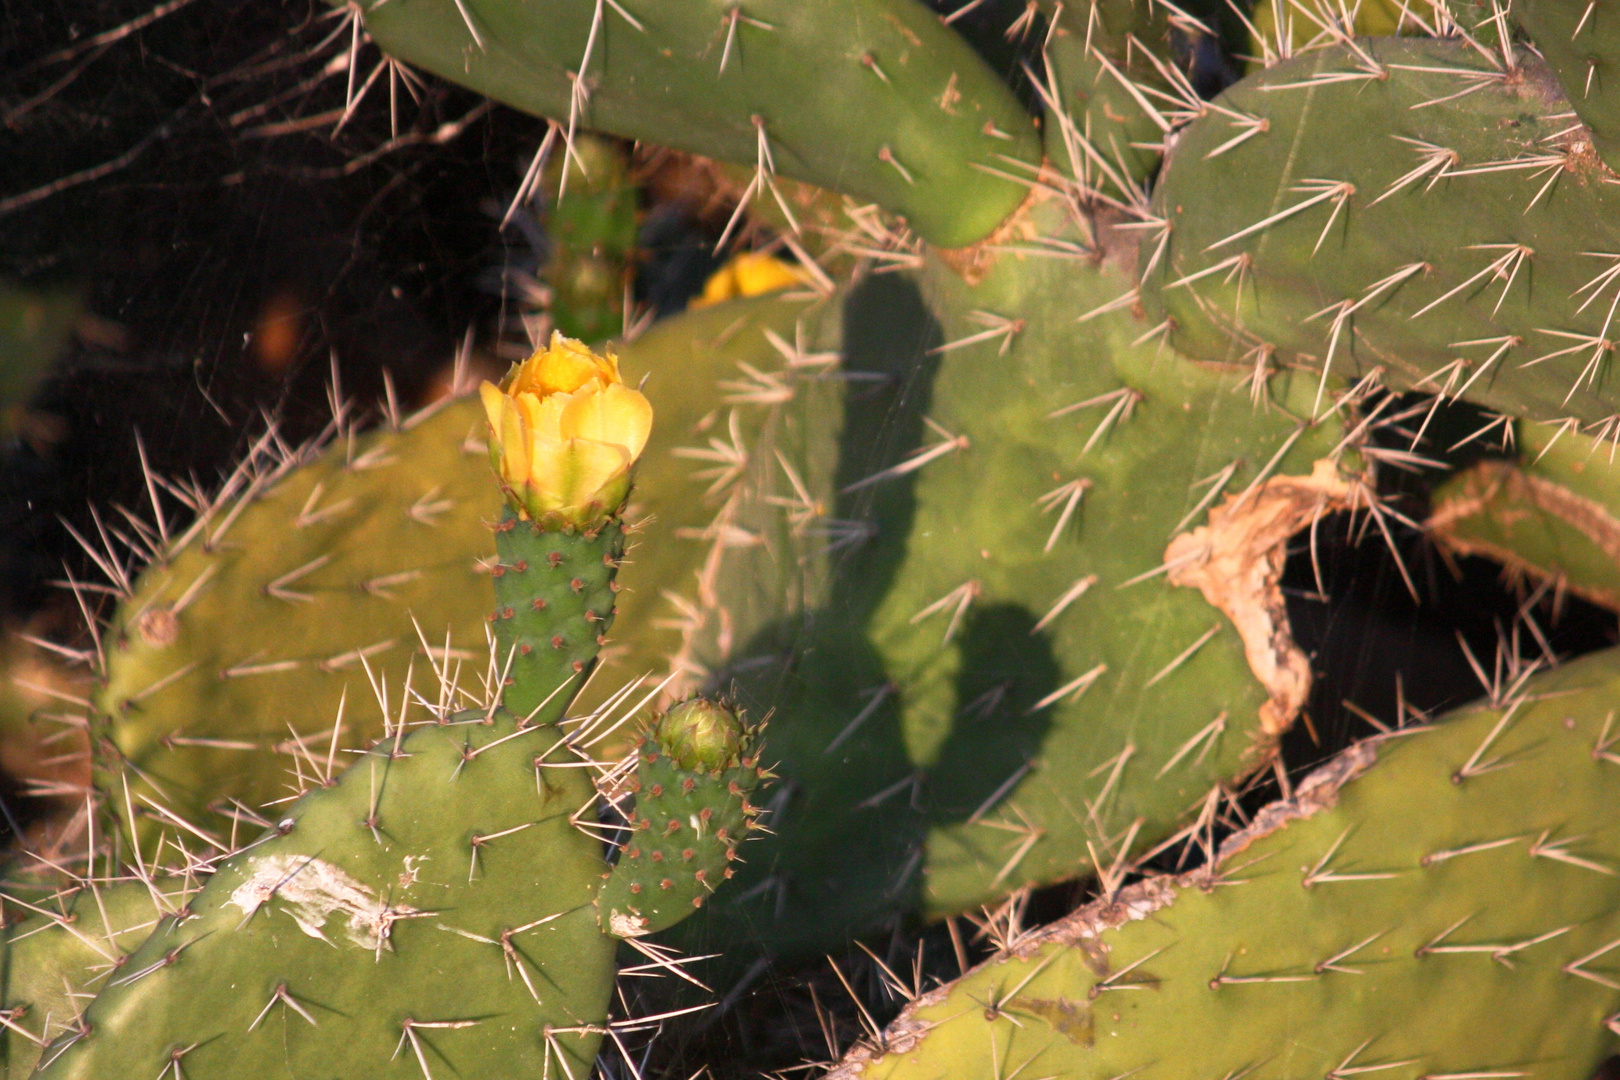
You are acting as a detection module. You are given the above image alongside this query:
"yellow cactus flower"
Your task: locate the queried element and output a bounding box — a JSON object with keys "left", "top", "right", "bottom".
{"left": 480, "top": 332, "right": 652, "bottom": 529}
{"left": 691, "top": 252, "right": 808, "bottom": 308}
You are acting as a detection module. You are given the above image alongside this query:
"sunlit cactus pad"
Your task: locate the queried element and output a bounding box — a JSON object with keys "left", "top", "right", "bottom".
{"left": 38, "top": 707, "right": 618, "bottom": 1080}
{"left": 348, "top": 0, "right": 1041, "bottom": 246}
{"left": 1146, "top": 38, "right": 1620, "bottom": 426}
{"left": 832, "top": 644, "right": 1620, "bottom": 1079}
{"left": 92, "top": 402, "right": 499, "bottom": 847}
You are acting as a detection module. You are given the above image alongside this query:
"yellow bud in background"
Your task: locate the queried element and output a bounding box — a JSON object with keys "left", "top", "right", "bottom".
{"left": 691, "top": 252, "right": 808, "bottom": 309}
{"left": 480, "top": 332, "right": 653, "bottom": 529}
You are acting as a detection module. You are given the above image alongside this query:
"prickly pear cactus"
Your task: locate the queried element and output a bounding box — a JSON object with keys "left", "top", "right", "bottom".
{"left": 1517, "top": 0, "right": 1620, "bottom": 172}
{"left": 519, "top": 133, "right": 640, "bottom": 344}
{"left": 32, "top": 329, "right": 767, "bottom": 1078}
{"left": 597, "top": 698, "right": 767, "bottom": 936}
{"left": 654, "top": 198, "right": 1363, "bottom": 966}
{"left": 88, "top": 296, "right": 815, "bottom": 851}
{"left": 1144, "top": 37, "right": 1620, "bottom": 427}
{"left": 25, "top": 0, "right": 1620, "bottom": 1073}
{"left": 832, "top": 644, "right": 1620, "bottom": 1079}
{"left": 1036, "top": 0, "right": 1176, "bottom": 196}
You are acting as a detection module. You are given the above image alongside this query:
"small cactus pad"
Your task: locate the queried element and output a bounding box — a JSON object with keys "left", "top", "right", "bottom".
{"left": 597, "top": 698, "right": 767, "bottom": 936}
{"left": 1145, "top": 38, "right": 1620, "bottom": 426}
{"left": 35, "top": 708, "right": 618, "bottom": 1080}
{"left": 349, "top": 0, "right": 1042, "bottom": 247}
{"left": 490, "top": 513, "right": 624, "bottom": 720}
{"left": 832, "top": 645, "right": 1620, "bottom": 1079}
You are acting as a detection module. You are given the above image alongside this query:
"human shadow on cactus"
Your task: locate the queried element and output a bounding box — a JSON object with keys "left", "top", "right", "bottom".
{"left": 926, "top": 603, "right": 1061, "bottom": 820}
{"left": 701, "top": 274, "right": 942, "bottom": 961}
{"left": 670, "top": 276, "right": 1060, "bottom": 967}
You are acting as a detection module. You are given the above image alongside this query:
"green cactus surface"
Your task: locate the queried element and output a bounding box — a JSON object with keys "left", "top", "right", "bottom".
{"left": 523, "top": 133, "right": 641, "bottom": 344}
{"left": 597, "top": 698, "right": 767, "bottom": 936}
{"left": 1429, "top": 417, "right": 1620, "bottom": 608}
{"left": 1038, "top": 0, "right": 1175, "bottom": 200}
{"left": 38, "top": 703, "right": 619, "bottom": 1079}
{"left": 0, "top": 880, "right": 180, "bottom": 1078}
{"left": 92, "top": 401, "right": 500, "bottom": 851}
{"left": 349, "top": 0, "right": 1041, "bottom": 247}
{"left": 1144, "top": 37, "right": 1620, "bottom": 427}
{"left": 831, "top": 644, "right": 1620, "bottom": 1079}
{"left": 1516, "top": 0, "right": 1620, "bottom": 173}
{"left": 491, "top": 513, "right": 623, "bottom": 720}
{"left": 657, "top": 196, "right": 1361, "bottom": 965}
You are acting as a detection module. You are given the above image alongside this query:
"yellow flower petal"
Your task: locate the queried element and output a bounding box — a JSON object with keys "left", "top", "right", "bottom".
{"left": 497, "top": 390, "right": 530, "bottom": 489}
{"left": 562, "top": 438, "right": 633, "bottom": 507}
{"left": 525, "top": 437, "right": 631, "bottom": 515}
{"left": 559, "top": 384, "right": 653, "bottom": 460}
{"left": 692, "top": 253, "right": 806, "bottom": 308}
{"left": 509, "top": 331, "right": 621, "bottom": 397}
{"left": 515, "top": 389, "right": 567, "bottom": 444}
{"left": 731, "top": 252, "right": 807, "bottom": 296}
{"left": 479, "top": 381, "right": 508, "bottom": 451}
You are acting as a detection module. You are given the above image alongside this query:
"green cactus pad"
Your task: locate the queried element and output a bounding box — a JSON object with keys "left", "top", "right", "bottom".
{"left": 93, "top": 402, "right": 501, "bottom": 850}
{"left": 1429, "top": 416, "right": 1620, "bottom": 608}
{"left": 349, "top": 0, "right": 1041, "bottom": 247}
{"left": 659, "top": 196, "right": 1358, "bottom": 964}
{"left": 36, "top": 707, "right": 618, "bottom": 1080}
{"left": 597, "top": 699, "right": 766, "bottom": 936}
{"left": 1144, "top": 37, "right": 1620, "bottom": 426}
{"left": 832, "top": 645, "right": 1620, "bottom": 1079}
{"left": 491, "top": 514, "right": 624, "bottom": 720}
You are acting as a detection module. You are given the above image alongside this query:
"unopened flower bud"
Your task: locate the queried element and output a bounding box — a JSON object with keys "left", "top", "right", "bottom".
{"left": 654, "top": 698, "right": 746, "bottom": 772}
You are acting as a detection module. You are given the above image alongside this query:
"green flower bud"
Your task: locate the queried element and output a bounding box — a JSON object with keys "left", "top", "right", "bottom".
{"left": 653, "top": 698, "right": 746, "bottom": 772}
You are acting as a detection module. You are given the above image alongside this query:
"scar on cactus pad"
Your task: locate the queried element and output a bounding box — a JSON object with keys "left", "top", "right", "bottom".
{"left": 598, "top": 697, "right": 769, "bottom": 937}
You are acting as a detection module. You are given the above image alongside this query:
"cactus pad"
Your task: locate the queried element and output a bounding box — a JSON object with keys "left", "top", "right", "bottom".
{"left": 833, "top": 645, "right": 1620, "bottom": 1079}
{"left": 37, "top": 707, "right": 618, "bottom": 1080}
{"left": 350, "top": 0, "right": 1041, "bottom": 247}
{"left": 1146, "top": 38, "right": 1620, "bottom": 426}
